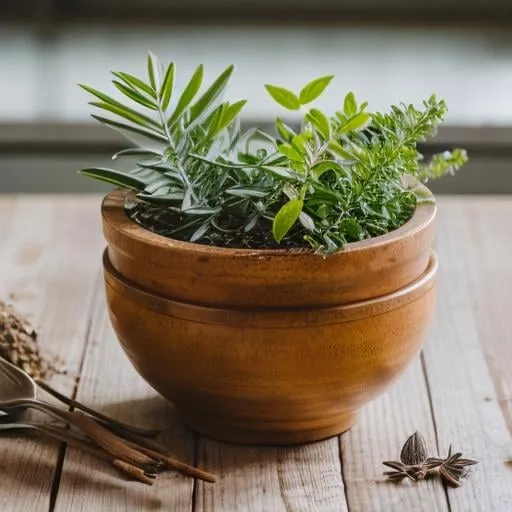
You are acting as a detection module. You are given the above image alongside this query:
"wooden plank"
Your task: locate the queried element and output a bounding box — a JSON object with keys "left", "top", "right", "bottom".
{"left": 420, "top": 198, "right": 512, "bottom": 511}
{"left": 0, "top": 196, "right": 104, "bottom": 512}
{"left": 195, "top": 436, "right": 347, "bottom": 512}
{"left": 54, "top": 284, "right": 196, "bottom": 511}
{"left": 340, "top": 359, "right": 449, "bottom": 512}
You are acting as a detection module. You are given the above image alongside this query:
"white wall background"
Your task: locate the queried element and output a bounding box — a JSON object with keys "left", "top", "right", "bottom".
{"left": 1, "top": 24, "right": 512, "bottom": 125}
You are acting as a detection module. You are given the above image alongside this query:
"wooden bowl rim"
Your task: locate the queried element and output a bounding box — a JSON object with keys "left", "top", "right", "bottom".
{"left": 102, "top": 187, "right": 436, "bottom": 259}
{"left": 103, "top": 249, "right": 438, "bottom": 327}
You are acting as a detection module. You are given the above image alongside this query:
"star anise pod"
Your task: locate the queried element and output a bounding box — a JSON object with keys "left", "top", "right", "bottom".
{"left": 427, "top": 445, "right": 478, "bottom": 487}
{"left": 383, "top": 432, "right": 432, "bottom": 482}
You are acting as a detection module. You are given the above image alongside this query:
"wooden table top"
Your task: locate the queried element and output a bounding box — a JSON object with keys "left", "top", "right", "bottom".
{"left": 0, "top": 195, "right": 511, "bottom": 511}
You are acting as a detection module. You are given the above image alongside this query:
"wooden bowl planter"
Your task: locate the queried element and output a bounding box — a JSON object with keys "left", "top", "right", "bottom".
{"left": 101, "top": 189, "right": 438, "bottom": 445}
{"left": 103, "top": 190, "right": 436, "bottom": 308}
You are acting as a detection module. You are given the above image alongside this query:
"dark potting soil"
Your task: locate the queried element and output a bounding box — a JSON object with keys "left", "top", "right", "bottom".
{"left": 126, "top": 201, "right": 311, "bottom": 251}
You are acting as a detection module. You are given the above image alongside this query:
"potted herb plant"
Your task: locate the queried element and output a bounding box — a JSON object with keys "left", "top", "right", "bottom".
{"left": 80, "top": 54, "right": 467, "bottom": 445}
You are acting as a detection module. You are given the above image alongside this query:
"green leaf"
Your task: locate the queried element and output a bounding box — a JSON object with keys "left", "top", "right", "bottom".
{"left": 147, "top": 52, "right": 161, "bottom": 90}
{"left": 111, "top": 72, "right": 156, "bottom": 99}
{"left": 218, "top": 99, "right": 246, "bottom": 132}
{"left": 91, "top": 114, "right": 168, "bottom": 144}
{"left": 183, "top": 206, "right": 222, "bottom": 215}
{"left": 78, "top": 168, "right": 146, "bottom": 190}
{"left": 159, "top": 62, "right": 175, "bottom": 111}
{"left": 189, "top": 65, "right": 234, "bottom": 125}
{"left": 299, "top": 75, "right": 334, "bottom": 105}
{"left": 168, "top": 64, "right": 204, "bottom": 128}
{"left": 312, "top": 161, "right": 344, "bottom": 178}
{"left": 112, "top": 148, "right": 164, "bottom": 160}
{"left": 327, "top": 141, "right": 355, "bottom": 160}
{"left": 343, "top": 92, "right": 357, "bottom": 117}
{"left": 190, "top": 220, "right": 212, "bottom": 242}
{"left": 278, "top": 143, "right": 303, "bottom": 162}
{"left": 272, "top": 199, "right": 303, "bottom": 243}
{"left": 261, "top": 166, "right": 297, "bottom": 179}
{"left": 113, "top": 81, "right": 158, "bottom": 110}
{"left": 299, "top": 211, "right": 315, "bottom": 231}
{"left": 226, "top": 187, "right": 269, "bottom": 198}
{"left": 89, "top": 101, "right": 161, "bottom": 130}
{"left": 306, "top": 108, "right": 330, "bottom": 140}
{"left": 264, "top": 85, "right": 301, "bottom": 110}
{"left": 275, "top": 118, "right": 296, "bottom": 142}
{"left": 339, "top": 112, "right": 372, "bottom": 133}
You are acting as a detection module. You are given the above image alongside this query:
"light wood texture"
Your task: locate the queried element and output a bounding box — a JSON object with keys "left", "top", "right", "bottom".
{"left": 340, "top": 359, "right": 449, "bottom": 512}
{"left": 422, "top": 200, "right": 512, "bottom": 510}
{"left": 0, "top": 195, "right": 511, "bottom": 511}
{"left": 0, "top": 196, "right": 104, "bottom": 512}
{"left": 54, "top": 289, "right": 196, "bottom": 511}
{"left": 195, "top": 437, "right": 348, "bottom": 512}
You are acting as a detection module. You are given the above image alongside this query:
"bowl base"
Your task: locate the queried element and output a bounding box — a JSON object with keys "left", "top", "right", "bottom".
{"left": 176, "top": 410, "right": 358, "bottom": 446}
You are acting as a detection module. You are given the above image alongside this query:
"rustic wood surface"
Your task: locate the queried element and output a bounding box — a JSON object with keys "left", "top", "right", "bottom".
{"left": 0, "top": 195, "right": 511, "bottom": 511}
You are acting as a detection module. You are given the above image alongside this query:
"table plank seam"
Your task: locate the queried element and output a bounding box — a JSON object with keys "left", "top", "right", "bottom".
{"left": 421, "top": 352, "right": 453, "bottom": 512}
{"left": 48, "top": 272, "right": 103, "bottom": 512}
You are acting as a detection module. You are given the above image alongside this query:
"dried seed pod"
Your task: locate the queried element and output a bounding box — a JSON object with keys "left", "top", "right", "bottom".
{"left": 400, "top": 432, "right": 428, "bottom": 465}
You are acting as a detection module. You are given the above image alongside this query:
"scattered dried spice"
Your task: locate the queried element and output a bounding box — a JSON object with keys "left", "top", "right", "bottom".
{"left": 383, "top": 432, "right": 478, "bottom": 487}
{"left": 0, "top": 300, "right": 65, "bottom": 380}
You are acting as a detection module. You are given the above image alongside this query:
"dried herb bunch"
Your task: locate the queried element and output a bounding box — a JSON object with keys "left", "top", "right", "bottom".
{"left": 383, "top": 432, "right": 478, "bottom": 487}
{"left": 0, "top": 301, "right": 61, "bottom": 379}
{"left": 79, "top": 53, "right": 467, "bottom": 255}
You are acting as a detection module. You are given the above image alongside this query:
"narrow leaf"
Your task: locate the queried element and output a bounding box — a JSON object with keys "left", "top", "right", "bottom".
{"left": 159, "top": 62, "right": 175, "bottom": 111}
{"left": 112, "top": 148, "right": 163, "bottom": 160}
{"left": 273, "top": 199, "right": 303, "bottom": 243}
{"left": 113, "top": 81, "right": 158, "bottom": 110}
{"left": 299, "top": 211, "right": 315, "bottom": 231}
{"left": 262, "top": 166, "right": 297, "bottom": 179}
{"left": 78, "top": 168, "right": 145, "bottom": 190}
{"left": 189, "top": 65, "right": 234, "bottom": 125}
{"left": 190, "top": 220, "right": 211, "bottom": 242}
{"left": 299, "top": 75, "right": 334, "bottom": 105}
{"left": 226, "top": 187, "right": 269, "bottom": 198}
{"left": 328, "top": 141, "right": 355, "bottom": 160}
{"left": 168, "top": 64, "right": 204, "bottom": 128}
{"left": 217, "top": 99, "right": 247, "bottom": 132}
{"left": 89, "top": 101, "right": 161, "bottom": 130}
{"left": 91, "top": 114, "right": 168, "bottom": 144}
{"left": 111, "top": 71, "right": 156, "bottom": 99}
{"left": 147, "top": 52, "right": 161, "bottom": 90}
{"left": 265, "top": 85, "right": 301, "bottom": 110}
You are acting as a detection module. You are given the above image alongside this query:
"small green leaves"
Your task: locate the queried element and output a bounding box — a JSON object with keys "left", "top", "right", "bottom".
{"left": 273, "top": 199, "right": 303, "bottom": 243}
{"left": 343, "top": 92, "right": 357, "bottom": 117}
{"left": 306, "top": 108, "right": 330, "bottom": 140}
{"left": 265, "top": 85, "right": 301, "bottom": 110}
{"left": 275, "top": 118, "right": 296, "bottom": 142}
{"left": 159, "top": 62, "right": 175, "bottom": 110}
{"left": 78, "top": 54, "right": 466, "bottom": 255}
{"left": 339, "top": 112, "right": 372, "bottom": 133}
{"left": 299, "top": 75, "right": 334, "bottom": 105}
